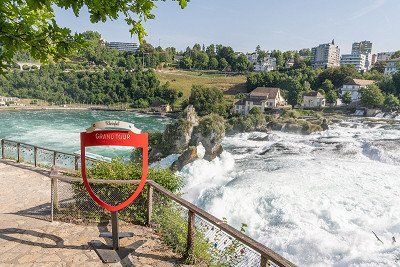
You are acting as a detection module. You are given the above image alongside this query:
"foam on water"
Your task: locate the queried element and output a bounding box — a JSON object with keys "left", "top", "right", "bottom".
{"left": 180, "top": 119, "right": 400, "bottom": 266}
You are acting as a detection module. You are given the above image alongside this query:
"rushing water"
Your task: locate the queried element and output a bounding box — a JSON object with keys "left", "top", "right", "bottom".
{"left": 178, "top": 119, "right": 400, "bottom": 266}
{"left": 1, "top": 110, "right": 400, "bottom": 265}
{"left": 0, "top": 110, "right": 169, "bottom": 157}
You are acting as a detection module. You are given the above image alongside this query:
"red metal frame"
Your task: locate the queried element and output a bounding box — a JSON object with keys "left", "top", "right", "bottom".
{"left": 80, "top": 130, "right": 148, "bottom": 212}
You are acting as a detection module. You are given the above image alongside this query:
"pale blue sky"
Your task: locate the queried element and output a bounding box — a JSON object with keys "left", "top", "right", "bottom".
{"left": 54, "top": 0, "right": 400, "bottom": 53}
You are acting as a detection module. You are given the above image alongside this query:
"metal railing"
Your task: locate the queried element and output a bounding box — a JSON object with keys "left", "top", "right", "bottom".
{"left": 1, "top": 139, "right": 295, "bottom": 267}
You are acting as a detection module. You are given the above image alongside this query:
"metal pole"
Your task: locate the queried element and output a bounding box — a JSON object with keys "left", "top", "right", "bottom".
{"left": 111, "top": 211, "right": 120, "bottom": 250}
{"left": 17, "top": 143, "right": 21, "bottom": 163}
{"left": 1, "top": 139, "right": 4, "bottom": 159}
{"left": 53, "top": 151, "right": 57, "bottom": 167}
{"left": 147, "top": 185, "right": 153, "bottom": 226}
{"left": 34, "top": 147, "right": 38, "bottom": 167}
{"left": 186, "top": 210, "right": 195, "bottom": 260}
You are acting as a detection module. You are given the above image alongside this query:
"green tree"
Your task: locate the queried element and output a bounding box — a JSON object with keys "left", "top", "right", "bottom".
{"left": 180, "top": 56, "right": 193, "bottom": 69}
{"left": 360, "top": 84, "right": 385, "bottom": 108}
{"left": 234, "top": 54, "right": 250, "bottom": 72}
{"left": 342, "top": 91, "right": 352, "bottom": 105}
{"left": 0, "top": 0, "right": 187, "bottom": 71}
{"left": 326, "top": 89, "right": 338, "bottom": 105}
{"left": 208, "top": 57, "right": 219, "bottom": 70}
{"left": 321, "top": 79, "right": 335, "bottom": 93}
{"left": 219, "top": 58, "right": 229, "bottom": 71}
{"left": 188, "top": 85, "right": 225, "bottom": 116}
{"left": 383, "top": 94, "right": 400, "bottom": 111}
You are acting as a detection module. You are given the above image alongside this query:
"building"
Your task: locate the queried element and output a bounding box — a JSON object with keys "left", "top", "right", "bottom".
{"left": 106, "top": 42, "right": 139, "bottom": 53}
{"left": 352, "top": 41, "right": 372, "bottom": 54}
{"left": 234, "top": 87, "right": 286, "bottom": 114}
{"left": 254, "top": 57, "right": 277, "bottom": 72}
{"left": 285, "top": 59, "right": 295, "bottom": 69}
{"left": 384, "top": 59, "right": 400, "bottom": 75}
{"left": 311, "top": 40, "right": 340, "bottom": 69}
{"left": 0, "top": 96, "right": 20, "bottom": 106}
{"left": 340, "top": 79, "right": 375, "bottom": 102}
{"left": 377, "top": 52, "right": 395, "bottom": 62}
{"left": 340, "top": 53, "right": 367, "bottom": 72}
{"left": 150, "top": 102, "right": 172, "bottom": 113}
{"left": 303, "top": 92, "right": 326, "bottom": 108}
{"left": 246, "top": 53, "right": 259, "bottom": 64}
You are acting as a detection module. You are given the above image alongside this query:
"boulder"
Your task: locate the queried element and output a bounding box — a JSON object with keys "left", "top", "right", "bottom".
{"left": 170, "top": 146, "right": 198, "bottom": 172}
{"left": 191, "top": 114, "right": 226, "bottom": 161}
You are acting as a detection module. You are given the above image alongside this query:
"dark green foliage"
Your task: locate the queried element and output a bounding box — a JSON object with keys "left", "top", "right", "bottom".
{"left": 383, "top": 94, "right": 400, "bottom": 111}
{"left": 342, "top": 91, "right": 352, "bottom": 105}
{"left": 72, "top": 158, "right": 182, "bottom": 225}
{"left": 188, "top": 85, "right": 227, "bottom": 116}
{"left": 0, "top": 66, "right": 179, "bottom": 105}
{"left": 361, "top": 84, "right": 385, "bottom": 108}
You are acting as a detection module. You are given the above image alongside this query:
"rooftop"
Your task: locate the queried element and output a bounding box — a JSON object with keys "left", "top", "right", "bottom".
{"left": 346, "top": 79, "right": 375, "bottom": 86}
{"left": 249, "top": 87, "right": 281, "bottom": 99}
{"left": 304, "top": 91, "right": 325, "bottom": 98}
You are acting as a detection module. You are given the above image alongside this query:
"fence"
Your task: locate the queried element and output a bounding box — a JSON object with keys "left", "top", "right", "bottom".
{"left": 1, "top": 139, "right": 295, "bottom": 267}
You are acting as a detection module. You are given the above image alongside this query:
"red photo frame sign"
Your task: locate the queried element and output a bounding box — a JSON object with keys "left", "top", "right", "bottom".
{"left": 80, "top": 130, "right": 148, "bottom": 212}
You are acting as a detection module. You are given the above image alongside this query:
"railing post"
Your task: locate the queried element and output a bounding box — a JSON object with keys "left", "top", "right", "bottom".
{"left": 53, "top": 151, "right": 57, "bottom": 167}
{"left": 17, "top": 143, "right": 21, "bottom": 163}
{"left": 260, "top": 256, "right": 270, "bottom": 267}
{"left": 1, "top": 139, "right": 5, "bottom": 159}
{"left": 185, "top": 210, "right": 195, "bottom": 261}
{"left": 146, "top": 184, "right": 153, "bottom": 226}
{"left": 34, "top": 147, "right": 38, "bottom": 167}
{"left": 51, "top": 177, "right": 59, "bottom": 210}
{"left": 74, "top": 155, "right": 79, "bottom": 171}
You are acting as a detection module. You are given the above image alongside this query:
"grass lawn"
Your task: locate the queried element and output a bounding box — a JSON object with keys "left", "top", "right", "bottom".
{"left": 155, "top": 69, "right": 247, "bottom": 101}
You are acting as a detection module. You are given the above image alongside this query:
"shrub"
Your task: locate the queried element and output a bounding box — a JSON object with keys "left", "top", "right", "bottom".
{"left": 72, "top": 158, "right": 182, "bottom": 224}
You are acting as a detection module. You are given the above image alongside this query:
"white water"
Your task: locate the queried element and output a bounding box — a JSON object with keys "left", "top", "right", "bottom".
{"left": 178, "top": 119, "right": 400, "bottom": 266}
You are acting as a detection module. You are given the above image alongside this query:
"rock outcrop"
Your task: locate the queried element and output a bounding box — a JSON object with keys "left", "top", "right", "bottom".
{"left": 150, "top": 106, "right": 226, "bottom": 169}
{"left": 191, "top": 113, "right": 226, "bottom": 161}
{"left": 170, "top": 146, "right": 198, "bottom": 172}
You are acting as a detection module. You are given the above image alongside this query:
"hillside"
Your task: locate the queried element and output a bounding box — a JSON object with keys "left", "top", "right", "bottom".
{"left": 155, "top": 69, "right": 247, "bottom": 100}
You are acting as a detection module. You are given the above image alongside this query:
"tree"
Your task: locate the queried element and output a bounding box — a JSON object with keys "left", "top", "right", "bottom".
{"left": 360, "top": 84, "right": 385, "bottom": 108}
{"left": 188, "top": 85, "right": 225, "bottom": 116}
{"left": 219, "top": 58, "right": 229, "bottom": 71}
{"left": 234, "top": 54, "right": 250, "bottom": 72}
{"left": 383, "top": 94, "right": 400, "bottom": 111}
{"left": 208, "top": 57, "right": 219, "bottom": 70}
{"left": 342, "top": 91, "right": 352, "bottom": 105}
{"left": 321, "top": 79, "right": 335, "bottom": 93}
{"left": 326, "top": 89, "right": 338, "bottom": 105}
{"left": 0, "top": 0, "right": 188, "bottom": 71}
{"left": 180, "top": 56, "right": 193, "bottom": 69}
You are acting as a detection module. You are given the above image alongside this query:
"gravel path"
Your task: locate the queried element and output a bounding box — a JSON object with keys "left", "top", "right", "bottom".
{"left": 0, "top": 161, "right": 183, "bottom": 266}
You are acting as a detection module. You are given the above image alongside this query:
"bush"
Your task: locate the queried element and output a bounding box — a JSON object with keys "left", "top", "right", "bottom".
{"left": 72, "top": 159, "right": 182, "bottom": 224}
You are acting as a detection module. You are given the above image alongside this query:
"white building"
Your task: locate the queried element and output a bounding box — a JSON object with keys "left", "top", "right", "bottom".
{"left": 234, "top": 87, "right": 286, "bottom": 114}
{"left": 254, "top": 57, "right": 277, "bottom": 72}
{"left": 246, "top": 53, "right": 259, "bottom": 64}
{"left": 0, "top": 96, "right": 20, "bottom": 106}
{"left": 340, "top": 79, "right": 375, "bottom": 102}
{"left": 106, "top": 42, "right": 139, "bottom": 53}
{"left": 352, "top": 41, "right": 372, "bottom": 55}
{"left": 311, "top": 40, "right": 340, "bottom": 69}
{"left": 340, "top": 53, "right": 367, "bottom": 72}
{"left": 384, "top": 59, "right": 400, "bottom": 75}
{"left": 377, "top": 52, "right": 395, "bottom": 62}
{"left": 303, "top": 92, "right": 326, "bottom": 108}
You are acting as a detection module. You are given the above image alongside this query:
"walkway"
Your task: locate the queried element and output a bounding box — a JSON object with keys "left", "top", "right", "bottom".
{"left": 0, "top": 161, "right": 183, "bottom": 266}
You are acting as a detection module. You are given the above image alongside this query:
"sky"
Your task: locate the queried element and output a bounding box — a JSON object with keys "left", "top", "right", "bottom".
{"left": 54, "top": 0, "right": 400, "bottom": 54}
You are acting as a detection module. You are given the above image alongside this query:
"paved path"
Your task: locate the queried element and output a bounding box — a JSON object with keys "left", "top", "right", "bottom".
{"left": 0, "top": 161, "right": 183, "bottom": 266}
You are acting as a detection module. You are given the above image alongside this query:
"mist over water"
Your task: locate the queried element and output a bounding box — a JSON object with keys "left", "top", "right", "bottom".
{"left": 2, "top": 111, "right": 400, "bottom": 265}
{"left": 179, "top": 119, "right": 400, "bottom": 266}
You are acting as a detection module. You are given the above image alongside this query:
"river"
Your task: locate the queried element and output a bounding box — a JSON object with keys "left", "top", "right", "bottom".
{"left": 1, "top": 110, "right": 400, "bottom": 266}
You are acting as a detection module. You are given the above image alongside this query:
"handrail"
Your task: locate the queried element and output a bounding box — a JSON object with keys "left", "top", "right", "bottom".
{"left": 1, "top": 139, "right": 295, "bottom": 267}
{"left": 147, "top": 180, "right": 294, "bottom": 267}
